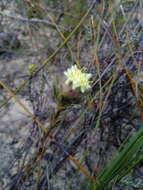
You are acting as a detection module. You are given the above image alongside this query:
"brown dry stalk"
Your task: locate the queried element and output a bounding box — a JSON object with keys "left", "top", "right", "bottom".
{"left": 0, "top": 80, "right": 47, "bottom": 134}
{"left": 68, "top": 155, "right": 96, "bottom": 183}
{"left": 0, "top": 79, "right": 96, "bottom": 183}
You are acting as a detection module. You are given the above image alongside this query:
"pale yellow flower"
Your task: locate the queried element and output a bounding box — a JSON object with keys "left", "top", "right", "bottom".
{"left": 64, "top": 65, "right": 92, "bottom": 93}
{"left": 28, "top": 64, "right": 37, "bottom": 73}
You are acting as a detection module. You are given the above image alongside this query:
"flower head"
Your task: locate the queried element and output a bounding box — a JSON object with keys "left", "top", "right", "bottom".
{"left": 64, "top": 65, "right": 92, "bottom": 93}
{"left": 28, "top": 64, "right": 37, "bottom": 73}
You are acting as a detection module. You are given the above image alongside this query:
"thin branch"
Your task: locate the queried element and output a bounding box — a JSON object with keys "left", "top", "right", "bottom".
{"left": 0, "top": 11, "right": 67, "bottom": 30}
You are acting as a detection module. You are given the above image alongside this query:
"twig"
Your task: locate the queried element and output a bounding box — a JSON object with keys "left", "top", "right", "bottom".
{"left": 51, "top": 128, "right": 96, "bottom": 183}
{"left": 0, "top": 11, "right": 66, "bottom": 30}
{"left": 51, "top": 128, "right": 89, "bottom": 175}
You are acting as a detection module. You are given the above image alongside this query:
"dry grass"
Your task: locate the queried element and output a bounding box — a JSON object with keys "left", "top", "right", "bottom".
{"left": 0, "top": 0, "right": 143, "bottom": 190}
